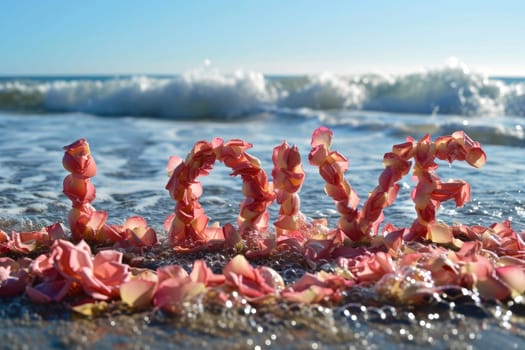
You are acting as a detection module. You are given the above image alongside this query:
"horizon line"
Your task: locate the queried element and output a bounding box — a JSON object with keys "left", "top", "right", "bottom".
{"left": 1, "top": 72, "right": 524, "bottom": 79}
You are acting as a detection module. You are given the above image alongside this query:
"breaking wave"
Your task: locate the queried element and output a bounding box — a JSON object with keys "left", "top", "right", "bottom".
{"left": 1, "top": 62, "right": 524, "bottom": 119}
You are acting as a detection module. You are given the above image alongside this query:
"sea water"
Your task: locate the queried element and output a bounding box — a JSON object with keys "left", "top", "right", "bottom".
{"left": 1, "top": 66, "right": 524, "bottom": 234}
{"left": 1, "top": 64, "right": 525, "bottom": 348}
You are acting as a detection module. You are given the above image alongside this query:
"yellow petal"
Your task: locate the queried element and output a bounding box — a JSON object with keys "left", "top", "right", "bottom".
{"left": 120, "top": 279, "right": 157, "bottom": 309}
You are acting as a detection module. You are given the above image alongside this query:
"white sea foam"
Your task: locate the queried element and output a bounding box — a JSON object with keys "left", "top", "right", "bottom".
{"left": 42, "top": 70, "right": 278, "bottom": 118}
{"left": 362, "top": 66, "right": 506, "bottom": 116}
{"left": 1, "top": 61, "right": 524, "bottom": 118}
{"left": 279, "top": 72, "right": 366, "bottom": 110}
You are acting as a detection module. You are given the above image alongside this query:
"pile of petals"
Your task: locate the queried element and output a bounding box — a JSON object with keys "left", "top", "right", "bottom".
{"left": 1, "top": 127, "right": 525, "bottom": 315}
{"left": 63, "top": 139, "right": 157, "bottom": 248}
{"left": 1, "top": 223, "right": 66, "bottom": 255}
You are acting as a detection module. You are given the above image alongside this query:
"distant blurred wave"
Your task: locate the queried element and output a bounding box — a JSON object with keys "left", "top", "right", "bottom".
{"left": 1, "top": 61, "right": 524, "bottom": 119}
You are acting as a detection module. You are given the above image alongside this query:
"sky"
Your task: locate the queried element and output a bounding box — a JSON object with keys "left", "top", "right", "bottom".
{"left": 0, "top": 0, "right": 523, "bottom": 76}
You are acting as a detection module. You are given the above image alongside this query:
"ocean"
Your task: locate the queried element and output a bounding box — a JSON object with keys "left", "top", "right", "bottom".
{"left": 1, "top": 64, "right": 525, "bottom": 348}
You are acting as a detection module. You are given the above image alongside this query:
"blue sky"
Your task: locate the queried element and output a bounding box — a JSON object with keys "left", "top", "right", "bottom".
{"left": 0, "top": 0, "right": 523, "bottom": 76}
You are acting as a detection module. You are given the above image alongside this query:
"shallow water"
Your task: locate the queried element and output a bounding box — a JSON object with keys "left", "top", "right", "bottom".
{"left": 1, "top": 110, "right": 525, "bottom": 349}
{"left": 1, "top": 291, "right": 525, "bottom": 349}
{"left": 1, "top": 111, "right": 524, "bottom": 233}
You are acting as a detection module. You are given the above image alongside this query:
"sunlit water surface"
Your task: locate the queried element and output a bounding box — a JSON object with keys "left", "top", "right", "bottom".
{"left": 1, "top": 110, "right": 525, "bottom": 349}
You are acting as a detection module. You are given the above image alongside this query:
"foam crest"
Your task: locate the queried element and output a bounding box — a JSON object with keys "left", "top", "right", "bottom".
{"left": 279, "top": 73, "right": 365, "bottom": 110}
{"left": 503, "top": 83, "right": 525, "bottom": 117}
{"left": 362, "top": 64, "right": 505, "bottom": 115}
{"left": 1, "top": 71, "right": 279, "bottom": 119}
{"left": 1, "top": 62, "right": 525, "bottom": 117}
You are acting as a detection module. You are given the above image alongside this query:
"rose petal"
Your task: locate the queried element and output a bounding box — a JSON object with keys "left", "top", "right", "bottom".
{"left": 496, "top": 265, "right": 525, "bottom": 294}
{"left": 428, "top": 222, "right": 453, "bottom": 244}
{"left": 190, "top": 260, "right": 226, "bottom": 287}
{"left": 120, "top": 279, "right": 157, "bottom": 309}
{"left": 26, "top": 279, "right": 72, "bottom": 303}
{"left": 71, "top": 299, "right": 108, "bottom": 316}
{"left": 154, "top": 277, "right": 206, "bottom": 314}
